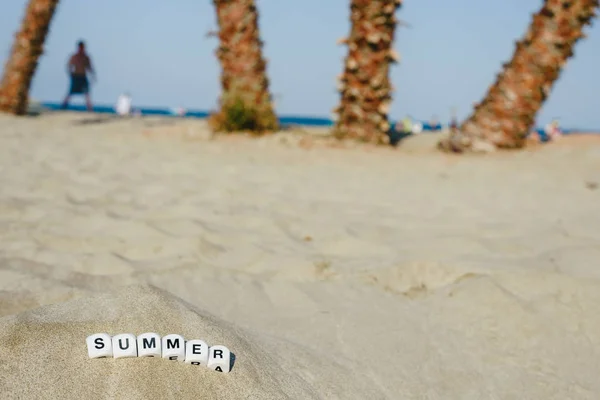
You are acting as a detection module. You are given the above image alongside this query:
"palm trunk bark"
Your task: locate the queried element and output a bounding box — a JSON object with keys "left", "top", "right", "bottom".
{"left": 0, "top": 0, "right": 60, "bottom": 115}
{"left": 441, "top": 0, "right": 598, "bottom": 152}
{"left": 210, "top": 0, "right": 278, "bottom": 133}
{"left": 333, "top": 0, "right": 402, "bottom": 144}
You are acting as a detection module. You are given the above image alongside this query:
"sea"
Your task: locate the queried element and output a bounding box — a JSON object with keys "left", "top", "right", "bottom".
{"left": 41, "top": 102, "right": 597, "bottom": 138}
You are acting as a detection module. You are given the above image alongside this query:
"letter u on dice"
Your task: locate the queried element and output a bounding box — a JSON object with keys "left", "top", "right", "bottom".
{"left": 86, "top": 333, "right": 231, "bottom": 373}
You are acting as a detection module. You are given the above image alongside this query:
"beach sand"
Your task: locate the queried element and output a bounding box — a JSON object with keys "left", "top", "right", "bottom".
{"left": 1, "top": 112, "right": 600, "bottom": 399}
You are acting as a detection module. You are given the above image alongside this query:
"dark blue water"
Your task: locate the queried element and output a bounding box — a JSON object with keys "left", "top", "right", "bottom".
{"left": 41, "top": 102, "right": 445, "bottom": 131}
{"left": 42, "top": 102, "right": 337, "bottom": 128}
{"left": 42, "top": 102, "right": 596, "bottom": 135}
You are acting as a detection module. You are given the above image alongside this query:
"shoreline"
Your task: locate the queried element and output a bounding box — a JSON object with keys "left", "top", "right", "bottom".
{"left": 33, "top": 103, "right": 600, "bottom": 134}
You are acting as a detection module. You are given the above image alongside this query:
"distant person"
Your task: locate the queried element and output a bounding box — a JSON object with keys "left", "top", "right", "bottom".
{"left": 387, "top": 116, "right": 413, "bottom": 147}
{"left": 449, "top": 117, "right": 458, "bottom": 132}
{"left": 412, "top": 121, "right": 423, "bottom": 135}
{"left": 401, "top": 116, "right": 413, "bottom": 135}
{"left": 527, "top": 129, "right": 542, "bottom": 144}
{"left": 429, "top": 115, "right": 440, "bottom": 131}
{"left": 61, "top": 40, "right": 96, "bottom": 111}
{"left": 115, "top": 93, "right": 133, "bottom": 116}
{"left": 171, "top": 106, "right": 187, "bottom": 117}
{"left": 544, "top": 119, "right": 562, "bottom": 141}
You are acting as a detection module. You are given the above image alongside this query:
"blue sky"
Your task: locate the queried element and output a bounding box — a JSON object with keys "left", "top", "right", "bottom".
{"left": 0, "top": 0, "right": 598, "bottom": 128}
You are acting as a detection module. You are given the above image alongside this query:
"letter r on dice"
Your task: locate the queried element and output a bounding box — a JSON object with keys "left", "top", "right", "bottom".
{"left": 208, "top": 345, "right": 231, "bottom": 373}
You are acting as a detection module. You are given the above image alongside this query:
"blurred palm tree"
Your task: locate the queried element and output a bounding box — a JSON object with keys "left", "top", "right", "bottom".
{"left": 208, "top": 0, "right": 278, "bottom": 133}
{"left": 333, "top": 0, "right": 403, "bottom": 144}
{"left": 0, "top": 0, "right": 60, "bottom": 115}
{"left": 440, "top": 0, "right": 598, "bottom": 152}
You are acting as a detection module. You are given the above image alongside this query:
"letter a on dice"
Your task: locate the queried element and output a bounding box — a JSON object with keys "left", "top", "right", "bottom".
{"left": 137, "top": 332, "right": 161, "bottom": 357}
{"left": 185, "top": 339, "right": 209, "bottom": 366}
{"left": 112, "top": 333, "right": 138, "bottom": 358}
{"left": 86, "top": 333, "right": 113, "bottom": 358}
{"left": 162, "top": 334, "right": 185, "bottom": 361}
{"left": 208, "top": 345, "right": 231, "bottom": 373}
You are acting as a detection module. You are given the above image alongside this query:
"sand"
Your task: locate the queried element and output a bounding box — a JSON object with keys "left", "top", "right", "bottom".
{"left": 1, "top": 112, "right": 600, "bottom": 399}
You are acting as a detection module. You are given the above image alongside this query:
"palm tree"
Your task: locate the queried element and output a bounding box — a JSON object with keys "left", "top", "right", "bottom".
{"left": 209, "top": 0, "right": 278, "bottom": 133}
{"left": 0, "top": 0, "right": 60, "bottom": 115}
{"left": 333, "top": 0, "right": 402, "bottom": 144}
{"left": 440, "top": 0, "right": 598, "bottom": 152}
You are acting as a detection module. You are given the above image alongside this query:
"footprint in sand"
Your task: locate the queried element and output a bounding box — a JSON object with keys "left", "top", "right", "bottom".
{"left": 361, "top": 261, "right": 482, "bottom": 298}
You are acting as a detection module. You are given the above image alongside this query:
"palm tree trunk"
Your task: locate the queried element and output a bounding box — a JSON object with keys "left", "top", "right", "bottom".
{"left": 210, "top": 0, "right": 278, "bottom": 133}
{"left": 0, "top": 0, "right": 60, "bottom": 115}
{"left": 334, "top": 0, "right": 402, "bottom": 144}
{"left": 441, "top": 0, "right": 598, "bottom": 152}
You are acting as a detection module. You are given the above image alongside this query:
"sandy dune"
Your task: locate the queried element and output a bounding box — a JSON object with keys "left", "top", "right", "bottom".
{"left": 1, "top": 112, "right": 600, "bottom": 399}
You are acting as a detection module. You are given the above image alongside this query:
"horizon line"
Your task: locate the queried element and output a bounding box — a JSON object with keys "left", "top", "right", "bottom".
{"left": 38, "top": 101, "right": 600, "bottom": 132}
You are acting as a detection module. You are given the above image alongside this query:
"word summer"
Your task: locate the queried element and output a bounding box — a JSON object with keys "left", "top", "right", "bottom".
{"left": 86, "top": 332, "right": 232, "bottom": 373}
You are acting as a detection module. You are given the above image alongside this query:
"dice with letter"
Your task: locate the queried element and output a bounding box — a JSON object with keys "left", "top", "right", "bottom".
{"left": 137, "top": 332, "right": 161, "bottom": 357}
{"left": 185, "top": 339, "right": 209, "bottom": 366}
{"left": 112, "top": 333, "right": 138, "bottom": 358}
{"left": 207, "top": 345, "right": 231, "bottom": 373}
{"left": 86, "top": 333, "right": 113, "bottom": 359}
{"left": 162, "top": 334, "right": 185, "bottom": 361}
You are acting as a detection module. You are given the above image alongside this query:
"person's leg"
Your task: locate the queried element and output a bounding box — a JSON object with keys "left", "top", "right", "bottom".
{"left": 83, "top": 77, "right": 92, "bottom": 111}
{"left": 85, "top": 94, "right": 93, "bottom": 112}
{"left": 61, "top": 93, "right": 71, "bottom": 109}
{"left": 62, "top": 74, "right": 75, "bottom": 109}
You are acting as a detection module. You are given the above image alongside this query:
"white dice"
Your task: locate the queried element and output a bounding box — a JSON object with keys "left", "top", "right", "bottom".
{"left": 86, "top": 333, "right": 113, "bottom": 358}
{"left": 208, "top": 345, "right": 231, "bottom": 373}
{"left": 112, "top": 333, "right": 138, "bottom": 358}
{"left": 185, "top": 339, "right": 209, "bottom": 366}
{"left": 162, "top": 334, "right": 185, "bottom": 361}
{"left": 137, "top": 332, "right": 161, "bottom": 357}
{"left": 86, "top": 332, "right": 231, "bottom": 372}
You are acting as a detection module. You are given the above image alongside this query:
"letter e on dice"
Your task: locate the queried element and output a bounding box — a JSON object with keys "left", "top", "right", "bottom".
{"left": 185, "top": 339, "right": 209, "bottom": 366}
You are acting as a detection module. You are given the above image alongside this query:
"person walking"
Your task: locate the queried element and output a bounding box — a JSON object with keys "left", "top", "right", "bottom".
{"left": 61, "top": 40, "right": 96, "bottom": 111}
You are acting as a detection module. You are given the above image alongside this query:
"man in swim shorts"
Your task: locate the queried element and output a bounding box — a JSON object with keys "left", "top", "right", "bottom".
{"left": 61, "top": 40, "right": 96, "bottom": 111}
